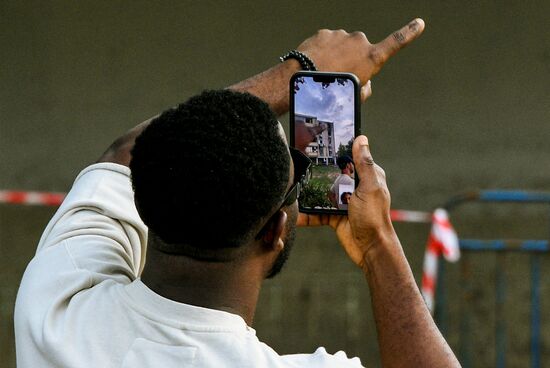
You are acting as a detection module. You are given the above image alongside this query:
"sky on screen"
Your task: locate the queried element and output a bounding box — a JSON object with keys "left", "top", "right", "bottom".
{"left": 295, "top": 76, "right": 355, "bottom": 149}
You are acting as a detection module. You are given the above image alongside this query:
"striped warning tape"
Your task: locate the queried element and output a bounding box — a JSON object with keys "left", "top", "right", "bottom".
{"left": 390, "top": 209, "right": 431, "bottom": 223}
{"left": 421, "top": 208, "right": 460, "bottom": 314}
{"left": 0, "top": 190, "right": 66, "bottom": 206}
{"left": 0, "top": 190, "right": 433, "bottom": 224}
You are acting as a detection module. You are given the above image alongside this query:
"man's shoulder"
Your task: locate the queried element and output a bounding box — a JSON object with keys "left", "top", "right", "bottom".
{"left": 342, "top": 174, "right": 355, "bottom": 184}
{"left": 335, "top": 173, "right": 354, "bottom": 184}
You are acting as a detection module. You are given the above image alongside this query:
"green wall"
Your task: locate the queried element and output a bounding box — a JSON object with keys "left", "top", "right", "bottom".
{"left": 1, "top": 1, "right": 549, "bottom": 367}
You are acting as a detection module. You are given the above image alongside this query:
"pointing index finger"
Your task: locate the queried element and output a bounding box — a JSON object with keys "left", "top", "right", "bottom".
{"left": 373, "top": 18, "right": 425, "bottom": 65}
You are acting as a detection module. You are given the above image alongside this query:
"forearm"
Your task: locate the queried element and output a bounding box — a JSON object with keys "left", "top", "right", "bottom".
{"left": 227, "top": 59, "right": 300, "bottom": 116}
{"left": 363, "top": 233, "right": 460, "bottom": 368}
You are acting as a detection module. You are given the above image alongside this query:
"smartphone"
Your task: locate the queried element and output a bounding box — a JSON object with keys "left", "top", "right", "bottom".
{"left": 289, "top": 71, "right": 361, "bottom": 214}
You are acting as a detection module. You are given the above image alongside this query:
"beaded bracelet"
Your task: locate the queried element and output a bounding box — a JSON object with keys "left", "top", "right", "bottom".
{"left": 279, "top": 50, "right": 317, "bottom": 71}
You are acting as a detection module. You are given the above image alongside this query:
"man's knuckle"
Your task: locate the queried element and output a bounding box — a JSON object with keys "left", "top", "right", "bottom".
{"left": 392, "top": 31, "right": 406, "bottom": 45}
{"left": 363, "top": 156, "right": 375, "bottom": 166}
{"left": 316, "top": 29, "right": 330, "bottom": 36}
{"left": 351, "top": 31, "right": 368, "bottom": 42}
{"left": 368, "top": 49, "right": 385, "bottom": 65}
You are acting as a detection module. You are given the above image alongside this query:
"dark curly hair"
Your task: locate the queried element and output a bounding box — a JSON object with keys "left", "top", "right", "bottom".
{"left": 336, "top": 155, "right": 353, "bottom": 170}
{"left": 130, "top": 90, "right": 290, "bottom": 257}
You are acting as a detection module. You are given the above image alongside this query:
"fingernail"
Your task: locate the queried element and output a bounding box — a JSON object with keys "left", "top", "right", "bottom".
{"left": 409, "top": 18, "right": 425, "bottom": 32}
{"left": 355, "top": 135, "right": 369, "bottom": 146}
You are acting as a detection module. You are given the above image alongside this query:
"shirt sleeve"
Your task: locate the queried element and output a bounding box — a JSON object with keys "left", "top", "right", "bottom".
{"left": 15, "top": 163, "right": 148, "bottom": 366}
{"left": 29, "top": 162, "right": 147, "bottom": 284}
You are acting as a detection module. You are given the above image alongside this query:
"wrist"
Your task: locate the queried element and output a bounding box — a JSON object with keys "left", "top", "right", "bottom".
{"left": 278, "top": 57, "right": 302, "bottom": 75}
{"left": 279, "top": 50, "right": 317, "bottom": 71}
{"left": 360, "top": 229, "right": 403, "bottom": 275}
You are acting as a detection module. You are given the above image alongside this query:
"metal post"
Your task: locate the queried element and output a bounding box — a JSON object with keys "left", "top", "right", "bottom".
{"left": 495, "top": 253, "right": 506, "bottom": 368}
{"left": 530, "top": 254, "right": 540, "bottom": 368}
{"left": 459, "top": 254, "right": 472, "bottom": 368}
{"left": 434, "top": 259, "right": 447, "bottom": 335}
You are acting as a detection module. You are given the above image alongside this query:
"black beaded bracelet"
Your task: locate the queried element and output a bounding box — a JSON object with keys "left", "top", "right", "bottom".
{"left": 279, "top": 50, "right": 317, "bottom": 71}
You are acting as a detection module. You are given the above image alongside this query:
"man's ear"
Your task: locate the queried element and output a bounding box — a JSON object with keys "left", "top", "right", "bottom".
{"left": 259, "top": 210, "right": 287, "bottom": 251}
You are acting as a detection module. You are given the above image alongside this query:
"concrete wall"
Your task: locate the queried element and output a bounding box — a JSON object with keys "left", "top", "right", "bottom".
{"left": 1, "top": 1, "right": 549, "bottom": 367}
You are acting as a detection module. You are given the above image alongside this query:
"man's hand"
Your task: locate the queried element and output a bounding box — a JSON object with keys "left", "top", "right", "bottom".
{"left": 297, "top": 19, "right": 425, "bottom": 85}
{"left": 295, "top": 19, "right": 425, "bottom": 266}
{"left": 297, "top": 135, "right": 393, "bottom": 271}
{"left": 230, "top": 19, "right": 422, "bottom": 115}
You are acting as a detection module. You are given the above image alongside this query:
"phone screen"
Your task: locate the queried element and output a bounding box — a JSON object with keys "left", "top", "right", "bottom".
{"left": 290, "top": 71, "right": 360, "bottom": 213}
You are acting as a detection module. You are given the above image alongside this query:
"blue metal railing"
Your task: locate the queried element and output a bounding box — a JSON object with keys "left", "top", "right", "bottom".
{"left": 435, "top": 190, "right": 548, "bottom": 368}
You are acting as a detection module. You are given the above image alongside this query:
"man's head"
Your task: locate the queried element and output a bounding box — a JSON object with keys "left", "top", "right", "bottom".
{"left": 130, "top": 90, "right": 295, "bottom": 272}
{"left": 341, "top": 192, "right": 352, "bottom": 204}
{"left": 336, "top": 155, "right": 354, "bottom": 174}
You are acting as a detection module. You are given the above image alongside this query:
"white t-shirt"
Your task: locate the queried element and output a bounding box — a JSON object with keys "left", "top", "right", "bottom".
{"left": 15, "top": 163, "right": 363, "bottom": 368}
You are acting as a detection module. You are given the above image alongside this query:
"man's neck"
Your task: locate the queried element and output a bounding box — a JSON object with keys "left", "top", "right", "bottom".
{"left": 140, "top": 247, "right": 263, "bottom": 325}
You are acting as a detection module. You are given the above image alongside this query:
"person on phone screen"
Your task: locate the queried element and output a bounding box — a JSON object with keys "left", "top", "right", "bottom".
{"left": 15, "top": 19, "right": 460, "bottom": 368}
{"left": 329, "top": 155, "right": 355, "bottom": 208}
{"left": 341, "top": 191, "right": 352, "bottom": 205}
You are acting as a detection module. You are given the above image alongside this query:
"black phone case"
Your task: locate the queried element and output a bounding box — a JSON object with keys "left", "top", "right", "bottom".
{"left": 289, "top": 71, "right": 361, "bottom": 215}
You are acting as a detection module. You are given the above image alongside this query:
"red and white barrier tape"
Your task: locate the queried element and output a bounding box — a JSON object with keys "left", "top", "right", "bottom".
{"left": 421, "top": 208, "right": 460, "bottom": 313}
{"left": 0, "top": 190, "right": 433, "bottom": 224}
{"left": 0, "top": 190, "right": 66, "bottom": 206}
{"left": 422, "top": 235, "right": 441, "bottom": 312}
{"left": 390, "top": 209, "right": 431, "bottom": 223}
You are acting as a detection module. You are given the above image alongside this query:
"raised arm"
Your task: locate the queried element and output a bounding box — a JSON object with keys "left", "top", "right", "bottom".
{"left": 98, "top": 19, "right": 425, "bottom": 166}
{"left": 298, "top": 136, "right": 461, "bottom": 367}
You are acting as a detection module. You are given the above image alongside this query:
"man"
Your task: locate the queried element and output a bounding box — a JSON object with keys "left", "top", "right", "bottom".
{"left": 329, "top": 155, "right": 355, "bottom": 209}
{"left": 15, "top": 19, "right": 461, "bottom": 367}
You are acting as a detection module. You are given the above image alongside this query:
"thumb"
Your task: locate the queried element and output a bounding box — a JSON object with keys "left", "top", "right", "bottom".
{"left": 352, "top": 135, "right": 376, "bottom": 181}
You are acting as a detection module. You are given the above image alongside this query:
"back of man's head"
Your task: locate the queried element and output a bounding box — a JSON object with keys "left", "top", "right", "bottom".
{"left": 130, "top": 90, "right": 290, "bottom": 260}
{"left": 336, "top": 155, "right": 353, "bottom": 170}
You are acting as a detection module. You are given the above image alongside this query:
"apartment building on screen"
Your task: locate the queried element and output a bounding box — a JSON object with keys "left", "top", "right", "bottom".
{"left": 294, "top": 113, "right": 336, "bottom": 165}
